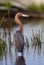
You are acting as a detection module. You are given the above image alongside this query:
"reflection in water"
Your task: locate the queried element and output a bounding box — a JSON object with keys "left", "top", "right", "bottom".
{"left": 15, "top": 56, "right": 26, "bottom": 65}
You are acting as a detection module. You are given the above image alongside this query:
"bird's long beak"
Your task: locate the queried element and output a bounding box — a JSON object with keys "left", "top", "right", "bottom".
{"left": 22, "top": 14, "right": 29, "bottom": 17}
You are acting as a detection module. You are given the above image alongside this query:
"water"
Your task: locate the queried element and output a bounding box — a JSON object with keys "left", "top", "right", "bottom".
{"left": 0, "top": 19, "right": 44, "bottom": 65}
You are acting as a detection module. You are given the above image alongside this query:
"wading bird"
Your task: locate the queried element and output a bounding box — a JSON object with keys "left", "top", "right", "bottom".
{"left": 14, "top": 12, "right": 29, "bottom": 55}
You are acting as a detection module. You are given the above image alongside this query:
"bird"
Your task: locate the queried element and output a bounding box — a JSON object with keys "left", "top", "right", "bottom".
{"left": 14, "top": 12, "right": 29, "bottom": 56}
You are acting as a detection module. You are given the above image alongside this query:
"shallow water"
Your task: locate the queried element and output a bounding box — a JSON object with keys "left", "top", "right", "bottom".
{"left": 0, "top": 19, "right": 44, "bottom": 65}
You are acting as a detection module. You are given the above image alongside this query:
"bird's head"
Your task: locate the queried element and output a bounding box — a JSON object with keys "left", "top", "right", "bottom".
{"left": 14, "top": 12, "right": 29, "bottom": 31}
{"left": 15, "top": 12, "right": 29, "bottom": 17}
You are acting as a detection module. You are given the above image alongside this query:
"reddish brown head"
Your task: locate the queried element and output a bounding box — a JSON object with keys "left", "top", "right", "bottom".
{"left": 14, "top": 12, "right": 29, "bottom": 31}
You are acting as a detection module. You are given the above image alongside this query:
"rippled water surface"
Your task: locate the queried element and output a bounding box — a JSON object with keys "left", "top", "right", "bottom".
{"left": 0, "top": 19, "right": 44, "bottom": 65}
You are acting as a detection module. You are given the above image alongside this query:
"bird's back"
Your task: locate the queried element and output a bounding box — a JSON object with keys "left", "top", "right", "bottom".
{"left": 14, "top": 30, "right": 24, "bottom": 52}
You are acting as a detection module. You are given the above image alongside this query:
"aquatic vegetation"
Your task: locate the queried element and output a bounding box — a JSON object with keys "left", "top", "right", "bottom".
{"left": 0, "top": 2, "right": 14, "bottom": 28}
{"left": 25, "top": 37, "right": 30, "bottom": 52}
{"left": 32, "top": 34, "right": 41, "bottom": 47}
{"left": 31, "top": 29, "right": 42, "bottom": 54}
{"left": 0, "top": 38, "right": 7, "bottom": 56}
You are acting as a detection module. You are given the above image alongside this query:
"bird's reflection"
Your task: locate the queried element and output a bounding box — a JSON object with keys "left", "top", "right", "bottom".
{"left": 15, "top": 56, "right": 26, "bottom": 65}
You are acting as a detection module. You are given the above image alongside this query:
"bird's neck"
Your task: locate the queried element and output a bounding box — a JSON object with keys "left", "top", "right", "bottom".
{"left": 15, "top": 16, "right": 23, "bottom": 31}
{"left": 19, "top": 22, "right": 23, "bottom": 31}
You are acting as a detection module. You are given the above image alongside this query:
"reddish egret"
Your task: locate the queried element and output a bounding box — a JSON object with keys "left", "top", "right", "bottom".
{"left": 14, "top": 12, "right": 29, "bottom": 55}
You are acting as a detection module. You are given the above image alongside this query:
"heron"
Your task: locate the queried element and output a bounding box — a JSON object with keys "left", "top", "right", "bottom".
{"left": 14, "top": 12, "right": 29, "bottom": 56}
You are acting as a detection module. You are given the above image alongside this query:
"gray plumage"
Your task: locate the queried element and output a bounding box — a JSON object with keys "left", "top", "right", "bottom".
{"left": 14, "top": 30, "right": 24, "bottom": 53}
